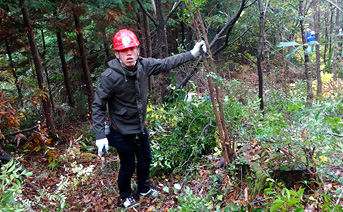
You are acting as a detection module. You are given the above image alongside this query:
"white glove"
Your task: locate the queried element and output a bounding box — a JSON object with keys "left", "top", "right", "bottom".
{"left": 96, "top": 138, "right": 109, "bottom": 155}
{"left": 191, "top": 40, "right": 207, "bottom": 57}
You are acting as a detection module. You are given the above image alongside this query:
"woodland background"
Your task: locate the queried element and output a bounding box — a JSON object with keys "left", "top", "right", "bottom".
{"left": 1, "top": 0, "right": 343, "bottom": 211}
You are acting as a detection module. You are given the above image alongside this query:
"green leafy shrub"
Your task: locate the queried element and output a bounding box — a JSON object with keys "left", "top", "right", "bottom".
{"left": 147, "top": 99, "right": 217, "bottom": 175}
{"left": 0, "top": 157, "right": 33, "bottom": 211}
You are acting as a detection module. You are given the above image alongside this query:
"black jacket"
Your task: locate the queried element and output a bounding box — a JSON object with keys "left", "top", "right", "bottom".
{"left": 92, "top": 51, "right": 194, "bottom": 140}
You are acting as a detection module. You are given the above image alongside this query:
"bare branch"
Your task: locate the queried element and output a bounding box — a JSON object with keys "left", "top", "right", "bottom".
{"left": 245, "top": 0, "right": 258, "bottom": 8}
{"left": 213, "top": 26, "right": 252, "bottom": 56}
{"left": 177, "top": 0, "right": 248, "bottom": 89}
{"left": 164, "top": 0, "right": 182, "bottom": 25}
{"left": 325, "top": 0, "right": 343, "bottom": 13}
{"left": 136, "top": 0, "right": 158, "bottom": 27}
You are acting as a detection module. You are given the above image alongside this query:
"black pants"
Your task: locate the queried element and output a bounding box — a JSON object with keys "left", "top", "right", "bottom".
{"left": 107, "top": 126, "right": 152, "bottom": 199}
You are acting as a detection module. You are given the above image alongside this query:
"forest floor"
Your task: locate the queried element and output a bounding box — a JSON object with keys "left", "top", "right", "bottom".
{"left": 19, "top": 125, "right": 343, "bottom": 211}
{"left": 20, "top": 137, "right": 261, "bottom": 211}
{"left": 11, "top": 65, "right": 343, "bottom": 211}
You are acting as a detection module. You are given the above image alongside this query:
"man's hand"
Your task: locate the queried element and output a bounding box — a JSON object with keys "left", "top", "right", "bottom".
{"left": 191, "top": 40, "right": 207, "bottom": 57}
{"left": 96, "top": 138, "right": 109, "bottom": 155}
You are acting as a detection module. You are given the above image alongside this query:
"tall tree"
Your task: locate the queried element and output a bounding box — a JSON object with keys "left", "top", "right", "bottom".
{"left": 299, "top": 0, "right": 313, "bottom": 107}
{"left": 332, "top": 0, "right": 340, "bottom": 81}
{"left": 22, "top": 3, "right": 56, "bottom": 134}
{"left": 72, "top": 3, "right": 94, "bottom": 114}
{"left": 40, "top": 29, "right": 55, "bottom": 111}
{"left": 257, "top": 0, "right": 270, "bottom": 111}
{"left": 314, "top": 0, "right": 322, "bottom": 95}
{"left": 55, "top": 10, "right": 75, "bottom": 108}
{"left": 137, "top": 0, "right": 182, "bottom": 99}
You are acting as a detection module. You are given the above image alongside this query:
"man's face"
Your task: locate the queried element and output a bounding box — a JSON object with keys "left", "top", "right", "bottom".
{"left": 115, "top": 47, "right": 139, "bottom": 70}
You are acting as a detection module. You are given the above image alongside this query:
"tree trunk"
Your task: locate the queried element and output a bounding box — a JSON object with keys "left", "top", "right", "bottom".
{"left": 332, "top": 1, "right": 339, "bottom": 81}
{"left": 155, "top": 0, "right": 170, "bottom": 100}
{"left": 22, "top": 4, "right": 56, "bottom": 135}
{"left": 5, "top": 39, "right": 23, "bottom": 100}
{"left": 41, "top": 29, "right": 55, "bottom": 111}
{"left": 324, "top": 9, "right": 329, "bottom": 63}
{"left": 103, "top": 29, "right": 110, "bottom": 63}
{"left": 257, "top": 0, "right": 268, "bottom": 112}
{"left": 314, "top": 0, "right": 322, "bottom": 95}
{"left": 299, "top": 0, "right": 313, "bottom": 108}
{"left": 72, "top": 4, "right": 94, "bottom": 114}
{"left": 328, "top": 5, "right": 334, "bottom": 65}
{"left": 137, "top": 0, "right": 182, "bottom": 99}
{"left": 142, "top": 10, "right": 154, "bottom": 92}
{"left": 143, "top": 11, "right": 152, "bottom": 58}
{"left": 55, "top": 10, "right": 75, "bottom": 108}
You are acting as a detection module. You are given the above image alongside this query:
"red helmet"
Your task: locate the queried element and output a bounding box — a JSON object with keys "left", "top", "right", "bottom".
{"left": 113, "top": 29, "right": 140, "bottom": 51}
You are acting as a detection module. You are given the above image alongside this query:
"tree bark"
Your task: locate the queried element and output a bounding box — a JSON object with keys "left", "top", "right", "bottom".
{"left": 328, "top": 5, "right": 334, "bottom": 64}
{"left": 142, "top": 10, "right": 154, "bottom": 92}
{"left": 55, "top": 10, "right": 75, "bottom": 108}
{"left": 155, "top": 0, "right": 170, "bottom": 99}
{"left": 22, "top": 4, "right": 56, "bottom": 135}
{"left": 299, "top": 0, "right": 313, "bottom": 108}
{"left": 332, "top": 1, "right": 339, "bottom": 81}
{"left": 324, "top": 8, "right": 329, "bottom": 63}
{"left": 257, "top": 0, "right": 269, "bottom": 112}
{"left": 314, "top": 0, "right": 322, "bottom": 95}
{"left": 191, "top": 8, "right": 231, "bottom": 165}
{"left": 72, "top": 4, "right": 94, "bottom": 114}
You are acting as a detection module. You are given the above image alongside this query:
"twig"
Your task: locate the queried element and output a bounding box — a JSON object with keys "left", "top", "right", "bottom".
{"left": 3, "top": 124, "right": 39, "bottom": 137}
{"left": 327, "top": 132, "right": 343, "bottom": 138}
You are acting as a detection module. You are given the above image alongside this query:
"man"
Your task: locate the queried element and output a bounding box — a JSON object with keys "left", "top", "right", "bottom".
{"left": 305, "top": 28, "right": 311, "bottom": 43}
{"left": 92, "top": 29, "right": 206, "bottom": 208}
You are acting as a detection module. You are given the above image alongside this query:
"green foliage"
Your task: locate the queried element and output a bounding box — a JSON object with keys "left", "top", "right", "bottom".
{"left": 169, "top": 186, "right": 215, "bottom": 212}
{"left": 148, "top": 99, "right": 216, "bottom": 175}
{"left": 263, "top": 181, "right": 305, "bottom": 212}
{"left": 0, "top": 157, "right": 33, "bottom": 211}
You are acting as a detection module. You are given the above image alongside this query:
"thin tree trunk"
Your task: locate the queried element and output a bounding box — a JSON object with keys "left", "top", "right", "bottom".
{"left": 22, "top": 4, "right": 56, "bottom": 135}
{"left": 72, "top": 4, "right": 94, "bottom": 114}
{"left": 328, "top": 5, "right": 334, "bottom": 65}
{"left": 300, "top": 0, "right": 313, "bottom": 108}
{"left": 314, "top": 0, "right": 322, "bottom": 95}
{"left": 5, "top": 39, "right": 23, "bottom": 100}
{"left": 55, "top": 10, "right": 75, "bottom": 108}
{"left": 142, "top": 10, "right": 153, "bottom": 92}
{"left": 41, "top": 29, "right": 55, "bottom": 111}
{"left": 143, "top": 11, "right": 152, "bottom": 58}
{"left": 332, "top": 1, "right": 339, "bottom": 81}
{"left": 257, "top": 0, "right": 269, "bottom": 112}
{"left": 324, "top": 9, "right": 329, "bottom": 63}
{"left": 103, "top": 29, "right": 110, "bottom": 62}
